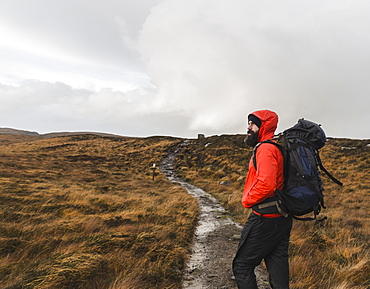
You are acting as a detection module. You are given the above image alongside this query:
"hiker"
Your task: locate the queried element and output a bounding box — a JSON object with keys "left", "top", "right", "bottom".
{"left": 233, "top": 109, "right": 292, "bottom": 289}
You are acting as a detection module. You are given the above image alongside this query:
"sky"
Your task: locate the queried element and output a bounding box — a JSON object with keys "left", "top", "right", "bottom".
{"left": 0, "top": 0, "right": 369, "bottom": 139}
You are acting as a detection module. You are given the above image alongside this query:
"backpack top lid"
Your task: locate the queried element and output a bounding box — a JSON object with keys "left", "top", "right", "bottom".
{"left": 284, "top": 118, "right": 326, "bottom": 149}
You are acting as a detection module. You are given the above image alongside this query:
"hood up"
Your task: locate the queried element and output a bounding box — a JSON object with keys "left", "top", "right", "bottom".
{"left": 249, "top": 110, "right": 278, "bottom": 142}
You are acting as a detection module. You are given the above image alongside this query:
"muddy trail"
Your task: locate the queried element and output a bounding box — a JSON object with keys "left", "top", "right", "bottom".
{"left": 160, "top": 141, "right": 271, "bottom": 289}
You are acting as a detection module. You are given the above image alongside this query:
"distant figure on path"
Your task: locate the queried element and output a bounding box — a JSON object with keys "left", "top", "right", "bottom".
{"left": 233, "top": 109, "right": 292, "bottom": 289}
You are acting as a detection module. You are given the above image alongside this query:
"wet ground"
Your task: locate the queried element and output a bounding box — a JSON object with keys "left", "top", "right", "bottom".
{"left": 160, "top": 141, "right": 271, "bottom": 289}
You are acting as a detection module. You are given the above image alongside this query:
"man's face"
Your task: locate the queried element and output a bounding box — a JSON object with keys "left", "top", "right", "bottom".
{"left": 244, "top": 121, "right": 259, "bottom": 147}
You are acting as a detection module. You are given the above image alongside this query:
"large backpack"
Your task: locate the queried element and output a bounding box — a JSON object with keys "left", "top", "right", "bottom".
{"left": 252, "top": 118, "right": 343, "bottom": 221}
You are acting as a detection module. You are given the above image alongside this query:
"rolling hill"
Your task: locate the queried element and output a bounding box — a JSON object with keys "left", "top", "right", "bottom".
{"left": 0, "top": 129, "right": 368, "bottom": 288}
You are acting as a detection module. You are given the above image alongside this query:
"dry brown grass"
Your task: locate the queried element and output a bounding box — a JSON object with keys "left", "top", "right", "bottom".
{"left": 176, "top": 135, "right": 370, "bottom": 289}
{"left": 0, "top": 134, "right": 198, "bottom": 289}
{"left": 1, "top": 132, "right": 368, "bottom": 288}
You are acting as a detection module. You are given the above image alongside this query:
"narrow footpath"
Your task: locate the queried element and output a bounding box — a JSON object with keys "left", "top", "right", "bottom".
{"left": 160, "top": 141, "right": 271, "bottom": 289}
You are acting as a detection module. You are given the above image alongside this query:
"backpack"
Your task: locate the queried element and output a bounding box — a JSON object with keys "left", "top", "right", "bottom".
{"left": 252, "top": 118, "right": 343, "bottom": 221}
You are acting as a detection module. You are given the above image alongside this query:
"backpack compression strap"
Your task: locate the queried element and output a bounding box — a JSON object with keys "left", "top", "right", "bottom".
{"left": 316, "top": 151, "right": 343, "bottom": 186}
{"left": 287, "top": 140, "right": 343, "bottom": 187}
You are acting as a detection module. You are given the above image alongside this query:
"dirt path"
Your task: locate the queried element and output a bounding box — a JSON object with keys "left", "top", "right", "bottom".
{"left": 160, "top": 141, "right": 271, "bottom": 289}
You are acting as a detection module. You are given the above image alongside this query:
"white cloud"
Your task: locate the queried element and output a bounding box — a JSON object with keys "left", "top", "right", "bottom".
{"left": 0, "top": 0, "right": 369, "bottom": 139}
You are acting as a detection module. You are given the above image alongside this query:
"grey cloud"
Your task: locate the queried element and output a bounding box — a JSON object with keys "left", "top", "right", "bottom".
{"left": 0, "top": 0, "right": 369, "bottom": 139}
{"left": 136, "top": 0, "right": 370, "bottom": 138}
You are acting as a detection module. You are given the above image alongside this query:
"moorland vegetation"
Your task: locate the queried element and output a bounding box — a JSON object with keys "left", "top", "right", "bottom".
{"left": 0, "top": 134, "right": 197, "bottom": 288}
{"left": 176, "top": 135, "right": 370, "bottom": 289}
{"left": 0, "top": 132, "right": 368, "bottom": 289}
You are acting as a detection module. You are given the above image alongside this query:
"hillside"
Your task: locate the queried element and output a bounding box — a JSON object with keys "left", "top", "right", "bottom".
{"left": 175, "top": 135, "right": 370, "bottom": 289}
{"left": 0, "top": 134, "right": 198, "bottom": 288}
{"left": 0, "top": 132, "right": 368, "bottom": 288}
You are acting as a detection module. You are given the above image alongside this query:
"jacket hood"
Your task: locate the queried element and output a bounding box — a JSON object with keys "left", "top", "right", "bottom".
{"left": 249, "top": 110, "right": 278, "bottom": 142}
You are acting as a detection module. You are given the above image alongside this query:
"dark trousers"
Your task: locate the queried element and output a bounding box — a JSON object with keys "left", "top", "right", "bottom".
{"left": 233, "top": 213, "right": 292, "bottom": 289}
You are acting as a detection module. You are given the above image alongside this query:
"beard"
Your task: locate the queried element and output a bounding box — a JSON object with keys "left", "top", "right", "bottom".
{"left": 244, "top": 130, "right": 259, "bottom": 147}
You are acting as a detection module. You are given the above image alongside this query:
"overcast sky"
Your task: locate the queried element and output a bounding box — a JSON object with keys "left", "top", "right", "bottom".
{"left": 0, "top": 0, "right": 369, "bottom": 139}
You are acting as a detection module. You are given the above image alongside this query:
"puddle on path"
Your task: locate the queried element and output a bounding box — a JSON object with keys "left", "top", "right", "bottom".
{"left": 160, "top": 140, "right": 244, "bottom": 288}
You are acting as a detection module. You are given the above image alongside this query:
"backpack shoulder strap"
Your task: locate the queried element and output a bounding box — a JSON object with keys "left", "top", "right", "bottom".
{"left": 252, "top": 140, "right": 276, "bottom": 169}
{"left": 252, "top": 140, "right": 288, "bottom": 180}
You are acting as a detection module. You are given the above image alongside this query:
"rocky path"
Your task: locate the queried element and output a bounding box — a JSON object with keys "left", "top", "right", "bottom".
{"left": 160, "top": 141, "right": 271, "bottom": 289}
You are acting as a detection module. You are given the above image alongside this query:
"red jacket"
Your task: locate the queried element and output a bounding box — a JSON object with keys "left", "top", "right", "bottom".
{"left": 242, "top": 110, "right": 284, "bottom": 218}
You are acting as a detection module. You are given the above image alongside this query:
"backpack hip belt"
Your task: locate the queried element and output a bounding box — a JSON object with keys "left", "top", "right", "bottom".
{"left": 252, "top": 196, "right": 289, "bottom": 218}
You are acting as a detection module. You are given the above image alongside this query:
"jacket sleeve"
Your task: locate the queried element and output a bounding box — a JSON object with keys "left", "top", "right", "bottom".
{"left": 242, "top": 144, "right": 281, "bottom": 208}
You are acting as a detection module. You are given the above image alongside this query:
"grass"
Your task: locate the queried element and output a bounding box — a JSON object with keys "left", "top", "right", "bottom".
{"left": 0, "top": 134, "right": 198, "bottom": 289}
{"left": 175, "top": 135, "right": 370, "bottom": 289}
{"left": 0, "top": 133, "right": 368, "bottom": 288}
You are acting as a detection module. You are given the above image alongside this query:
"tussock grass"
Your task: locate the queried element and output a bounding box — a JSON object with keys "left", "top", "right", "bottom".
{"left": 1, "top": 133, "right": 368, "bottom": 288}
{"left": 0, "top": 135, "right": 198, "bottom": 288}
{"left": 176, "top": 135, "right": 370, "bottom": 289}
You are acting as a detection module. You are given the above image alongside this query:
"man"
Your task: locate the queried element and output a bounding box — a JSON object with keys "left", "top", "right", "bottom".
{"left": 233, "top": 109, "right": 292, "bottom": 289}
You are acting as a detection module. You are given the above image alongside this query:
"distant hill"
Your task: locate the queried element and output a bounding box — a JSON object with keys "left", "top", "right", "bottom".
{"left": 0, "top": 127, "right": 40, "bottom": 136}
{"left": 0, "top": 127, "right": 126, "bottom": 139}
{"left": 41, "top": 131, "right": 126, "bottom": 138}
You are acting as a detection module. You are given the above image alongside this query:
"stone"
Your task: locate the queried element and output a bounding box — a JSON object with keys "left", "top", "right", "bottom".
{"left": 220, "top": 181, "right": 232, "bottom": 186}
